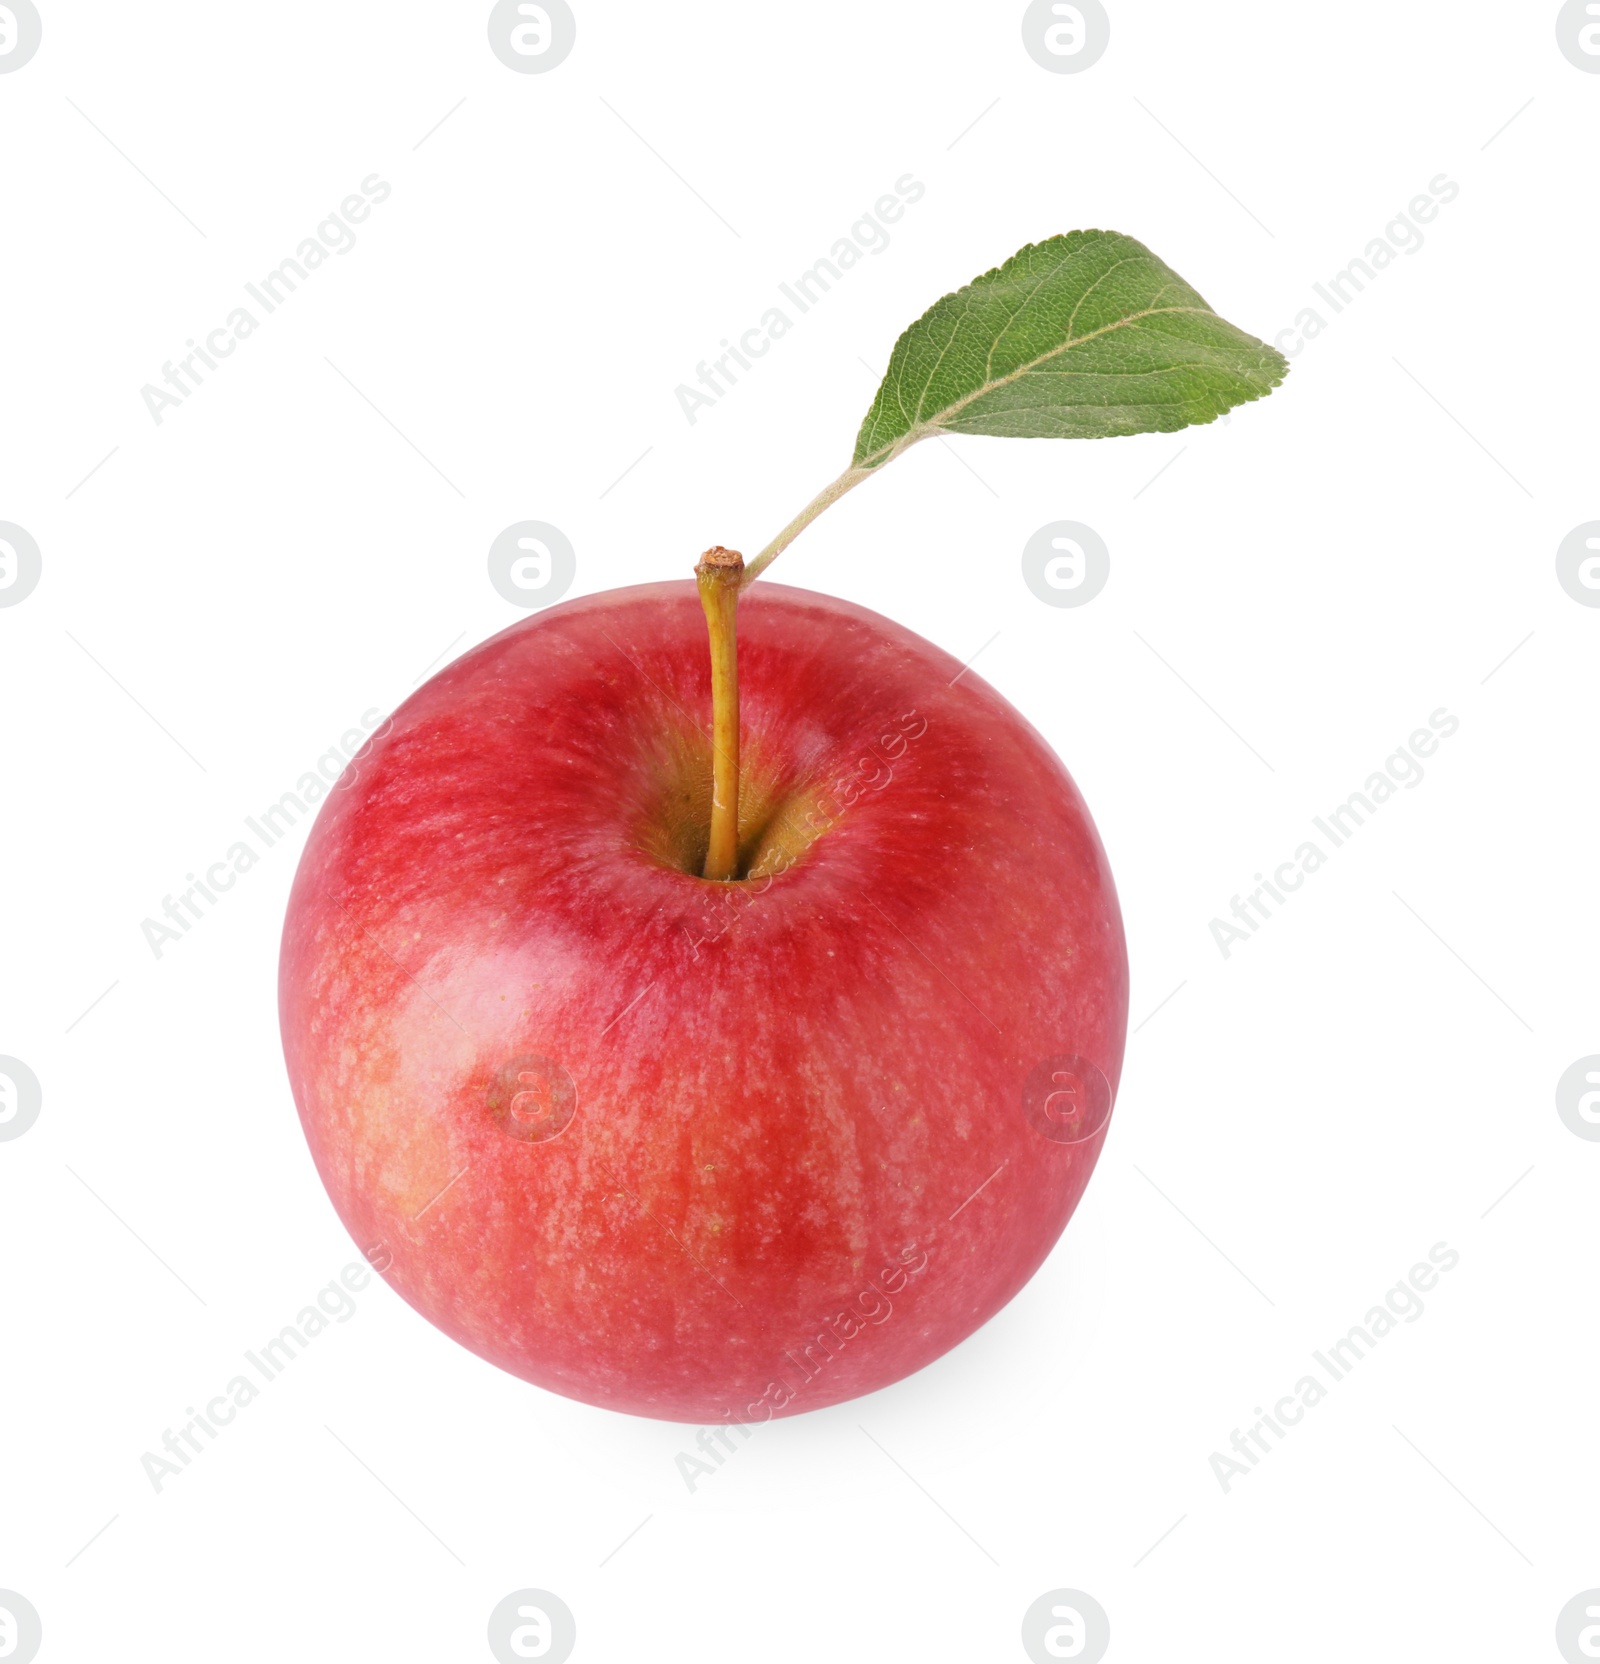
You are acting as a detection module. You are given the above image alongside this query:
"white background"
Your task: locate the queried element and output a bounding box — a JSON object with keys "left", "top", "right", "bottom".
{"left": 3, "top": 3, "right": 1597, "bottom": 1660}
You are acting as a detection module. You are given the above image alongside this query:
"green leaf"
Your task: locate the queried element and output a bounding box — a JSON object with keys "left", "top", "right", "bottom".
{"left": 852, "top": 231, "right": 1287, "bottom": 469}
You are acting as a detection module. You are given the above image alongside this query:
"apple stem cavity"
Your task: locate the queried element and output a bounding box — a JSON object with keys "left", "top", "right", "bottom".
{"left": 695, "top": 545, "right": 745, "bottom": 881}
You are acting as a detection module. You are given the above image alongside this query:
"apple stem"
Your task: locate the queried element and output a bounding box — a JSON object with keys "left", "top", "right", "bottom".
{"left": 696, "top": 546, "right": 744, "bottom": 881}
{"left": 740, "top": 462, "right": 876, "bottom": 588}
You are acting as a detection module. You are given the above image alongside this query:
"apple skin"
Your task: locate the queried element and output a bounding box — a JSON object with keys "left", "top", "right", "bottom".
{"left": 279, "top": 580, "right": 1127, "bottom": 1422}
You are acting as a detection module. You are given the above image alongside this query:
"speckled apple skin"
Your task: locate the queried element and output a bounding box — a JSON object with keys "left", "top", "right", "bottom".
{"left": 279, "top": 581, "right": 1127, "bottom": 1422}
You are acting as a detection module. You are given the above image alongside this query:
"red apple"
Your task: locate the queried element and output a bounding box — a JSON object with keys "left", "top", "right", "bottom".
{"left": 279, "top": 580, "right": 1127, "bottom": 1422}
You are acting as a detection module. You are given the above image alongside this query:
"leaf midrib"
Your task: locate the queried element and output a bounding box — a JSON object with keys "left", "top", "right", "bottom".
{"left": 861, "top": 302, "right": 1224, "bottom": 468}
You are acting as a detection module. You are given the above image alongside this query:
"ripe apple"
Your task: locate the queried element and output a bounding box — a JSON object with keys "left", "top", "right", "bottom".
{"left": 279, "top": 579, "right": 1127, "bottom": 1421}
{"left": 277, "top": 227, "right": 1287, "bottom": 1420}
